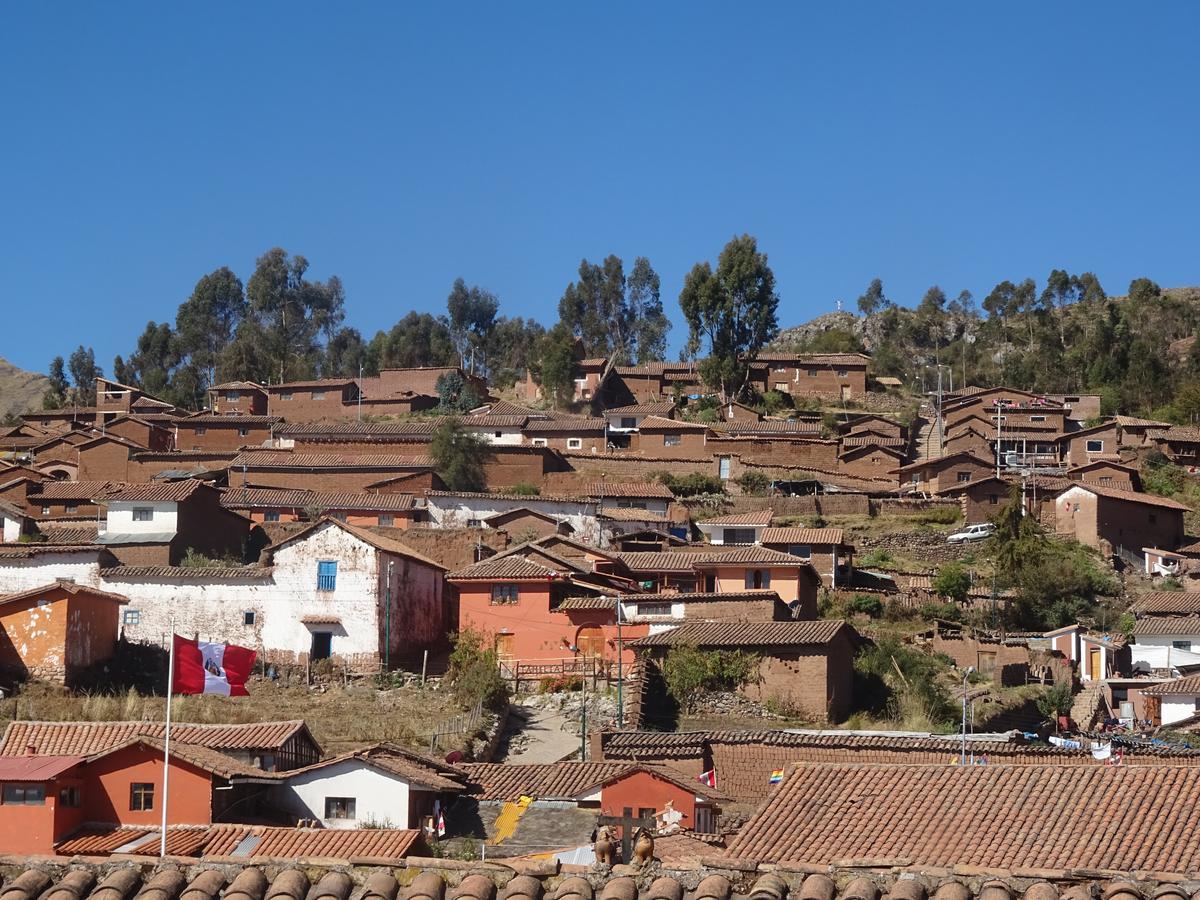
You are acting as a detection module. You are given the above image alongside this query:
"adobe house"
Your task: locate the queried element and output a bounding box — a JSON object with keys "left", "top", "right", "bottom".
{"left": 1067, "top": 459, "right": 1141, "bottom": 490}
{"left": 228, "top": 449, "right": 434, "bottom": 491}
{"left": 1055, "top": 482, "right": 1188, "bottom": 554}
{"left": 104, "top": 415, "right": 174, "bottom": 452}
{"left": 898, "top": 452, "right": 994, "bottom": 495}
{"left": 0, "top": 581, "right": 128, "bottom": 684}
{"left": 748, "top": 353, "right": 870, "bottom": 399}
{"left": 523, "top": 416, "right": 607, "bottom": 452}
{"left": 483, "top": 506, "right": 573, "bottom": 540}
{"left": 602, "top": 363, "right": 701, "bottom": 406}
{"left": 1060, "top": 420, "right": 1121, "bottom": 467}
{"left": 695, "top": 510, "right": 773, "bottom": 546}
{"left": 837, "top": 442, "right": 906, "bottom": 481}
{"left": 96, "top": 480, "right": 254, "bottom": 566}
{"left": 631, "top": 416, "right": 711, "bottom": 456}
{"left": 606, "top": 589, "right": 792, "bottom": 625}
{"left": 0, "top": 498, "right": 33, "bottom": 542}
{"left": 759, "top": 526, "right": 852, "bottom": 588}
{"left": 221, "top": 487, "right": 421, "bottom": 528}
{"left": 937, "top": 476, "right": 1012, "bottom": 524}
{"left": 838, "top": 414, "right": 908, "bottom": 440}
{"left": 1157, "top": 425, "right": 1200, "bottom": 466}
{"left": 1116, "top": 414, "right": 1170, "bottom": 448}
{"left": 1045, "top": 623, "right": 1128, "bottom": 683}
{"left": 1142, "top": 674, "right": 1200, "bottom": 727}
{"left": 630, "top": 620, "right": 860, "bottom": 722}
{"left": 173, "top": 414, "right": 281, "bottom": 452}
{"left": 206, "top": 381, "right": 269, "bottom": 416}
{"left": 27, "top": 480, "right": 120, "bottom": 519}
{"left": 266, "top": 378, "right": 361, "bottom": 423}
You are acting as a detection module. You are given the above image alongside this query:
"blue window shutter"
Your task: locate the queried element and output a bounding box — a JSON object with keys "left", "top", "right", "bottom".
{"left": 762, "top": 570, "right": 771, "bottom": 589}
{"left": 744, "top": 571, "right": 754, "bottom": 589}
{"left": 317, "top": 560, "right": 337, "bottom": 591}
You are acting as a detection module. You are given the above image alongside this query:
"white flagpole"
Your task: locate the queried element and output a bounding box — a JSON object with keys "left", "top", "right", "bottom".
{"left": 160, "top": 629, "right": 175, "bottom": 858}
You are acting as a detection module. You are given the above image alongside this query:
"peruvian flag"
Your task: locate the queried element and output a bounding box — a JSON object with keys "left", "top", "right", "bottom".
{"left": 173, "top": 634, "right": 256, "bottom": 696}
{"left": 697, "top": 769, "right": 717, "bottom": 788}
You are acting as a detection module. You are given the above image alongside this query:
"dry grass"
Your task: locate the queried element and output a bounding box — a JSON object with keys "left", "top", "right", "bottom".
{"left": 0, "top": 678, "right": 472, "bottom": 756}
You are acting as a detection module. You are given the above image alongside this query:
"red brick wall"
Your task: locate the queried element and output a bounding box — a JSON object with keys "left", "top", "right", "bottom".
{"left": 77, "top": 441, "right": 134, "bottom": 482}
{"left": 266, "top": 386, "right": 355, "bottom": 422}
{"left": 208, "top": 389, "right": 268, "bottom": 415}
{"left": 175, "top": 423, "right": 275, "bottom": 452}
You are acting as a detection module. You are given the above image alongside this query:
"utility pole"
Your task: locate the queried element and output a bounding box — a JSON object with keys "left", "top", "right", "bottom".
{"left": 385, "top": 560, "right": 394, "bottom": 672}
{"left": 357, "top": 364, "right": 364, "bottom": 423}
{"left": 960, "top": 666, "right": 975, "bottom": 765}
{"left": 615, "top": 596, "right": 624, "bottom": 729}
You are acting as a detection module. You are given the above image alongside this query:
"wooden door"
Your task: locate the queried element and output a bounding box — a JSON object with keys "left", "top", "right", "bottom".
{"left": 577, "top": 625, "right": 605, "bottom": 658}
{"left": 1088, "top": 648, "right": 1101, "bottom": 681}
{"left": 495, "top": 632, "right": 515, "bottom": 659}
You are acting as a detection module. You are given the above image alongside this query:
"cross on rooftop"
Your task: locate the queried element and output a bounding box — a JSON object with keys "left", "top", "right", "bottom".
{"left": 597, "top": 806, "right": 655, "bottom": 862}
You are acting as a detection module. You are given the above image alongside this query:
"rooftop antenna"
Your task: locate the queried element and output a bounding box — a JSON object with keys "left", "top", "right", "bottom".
{"left": 835, "top": 298, "right": 843, "bottom": 312}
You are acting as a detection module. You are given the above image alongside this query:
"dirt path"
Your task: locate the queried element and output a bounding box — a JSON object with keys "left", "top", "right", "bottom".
{"left": 495, "top": 705, "right": 581, "bottom": 763}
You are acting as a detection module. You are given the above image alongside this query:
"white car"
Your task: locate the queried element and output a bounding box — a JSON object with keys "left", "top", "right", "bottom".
{"left": 947, "top": 523, "right": 996, "bottom": 544}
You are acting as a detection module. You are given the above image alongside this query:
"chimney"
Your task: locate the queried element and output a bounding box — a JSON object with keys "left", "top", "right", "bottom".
{"left": 25, "top": 743, "right": 37, "bottom": 757}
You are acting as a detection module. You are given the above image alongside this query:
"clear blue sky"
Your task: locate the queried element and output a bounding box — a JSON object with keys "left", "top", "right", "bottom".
{"left": 2, "top": 3, "right": 1198, "bottom": 376}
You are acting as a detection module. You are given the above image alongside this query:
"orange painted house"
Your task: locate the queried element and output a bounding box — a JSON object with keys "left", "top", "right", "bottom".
{"left": 450, "top": 541, "right": 643, "bottom": 667}
{"left": 0, "top": 755, "right": 86, "bottom": 855}
{"left": 0, "top": 581, "right": 128, "bottom": 685}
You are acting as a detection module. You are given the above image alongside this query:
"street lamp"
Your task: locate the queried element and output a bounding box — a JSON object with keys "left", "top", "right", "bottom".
{"left": 961, "top": 666, "right": 975, "bottom": 765}
{"left": 568, "top": 643, "right": 586, "bottom": 760}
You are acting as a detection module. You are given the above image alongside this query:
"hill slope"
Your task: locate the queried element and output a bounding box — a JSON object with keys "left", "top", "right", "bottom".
{"left": 0, "top": 357, "right": 49, "bottom": 418}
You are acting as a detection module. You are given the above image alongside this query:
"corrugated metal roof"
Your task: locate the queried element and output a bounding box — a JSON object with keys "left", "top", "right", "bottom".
{"left": 0, "top": 754, "right": 84, "bottom": 779}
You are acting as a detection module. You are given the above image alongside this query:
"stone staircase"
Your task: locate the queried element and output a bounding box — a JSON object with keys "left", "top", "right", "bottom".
{"left": 912, "top": 412, "right": 944, "bottom": 462}
{"left": 1070, "top": 682, "right": 1108, "bottom": 731}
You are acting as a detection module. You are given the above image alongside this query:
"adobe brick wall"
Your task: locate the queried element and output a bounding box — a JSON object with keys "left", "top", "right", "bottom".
{"left": 384, "top": 526, "right": 508, "bottom": 571}
{"left": 631, "top": 431, "right": 710, "bottom": 457}
{"left": 738, "top": 641, "right": 852, "bottom": 722}
{"left": 708, "top": 438, "right": 840, "bottom": 470}
{"left": 103, "top": 542, "right": 173, "bottom": 567}
{"left": 176, "top": 423, "right": 275, "bottom": 452}
{"left": 956, "top": 485, "right": 1007, "bottom": 523}
{"left": 128, "top": 453, "right": 236, "bottom": 482}
{"left": 931, "top": 634, "right": 1031, "bottom": 687}
{"left": 77, "top": 441, "right": 135, "bottom": 482}
{"left": 837, "top": 448, "right": 902, "bottom": 481}
{"left": 751, "top": 364, "right": 868, "bottom": 398}
{"left": 871, "top": 497, "right": 962, "bottom": 517}
{"left": 266, "top": 386, "right": 356, "bottom": 422}
{"left": 525, "top": 434, "right": 606, "bottom": 453}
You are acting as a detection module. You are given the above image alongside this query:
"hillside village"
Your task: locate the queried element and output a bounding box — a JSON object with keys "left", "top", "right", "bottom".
{"left": 4, "top": 334, "right": 1200, "bottom": 885}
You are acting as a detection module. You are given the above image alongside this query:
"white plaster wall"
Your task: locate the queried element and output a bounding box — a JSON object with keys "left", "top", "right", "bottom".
{"left": 270, "top": 759, "right": 412, "bottom": 828}
{"left": 1131, "top": 635, "right": 1200, "bottom": 671}
{"left": 97, "top": 523, "right": 383, "bottom": 662}
{"left": 1162, "top": 696, "right": 1200, "bottom": 725}
{"left": 0, "top": 554, "right": 102, "bottom": 595}
{"left": 467, "top": 427, "right": 523, "bottom": 446}
{"left": 2, "top": 516, "right": 21, "bottom": 542}
{"left": 104, "top": 501, "right": 178, "bottom": 535}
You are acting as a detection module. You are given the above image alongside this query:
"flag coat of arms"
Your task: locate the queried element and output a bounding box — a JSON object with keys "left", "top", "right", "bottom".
{"left": 697, "top": 769, "right": 717, "bottom": 788}
{"left": 173, "top": 634, "right": 256, "bottom": 696}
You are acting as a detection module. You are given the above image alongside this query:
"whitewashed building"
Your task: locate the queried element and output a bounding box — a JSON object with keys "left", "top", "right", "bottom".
{"left": 1143, "top": 674, "right": 1200, "bottom": 726}
{"left": 268, "top": 744, "right": 467, "bottom": 829}
{"left": 1131, "top": 616, "right": 1200, "bottom": 673}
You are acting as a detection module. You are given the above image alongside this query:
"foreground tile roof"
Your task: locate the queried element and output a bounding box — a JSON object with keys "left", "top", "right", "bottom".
{"left": 629, "top": 620, "right": 849, "bottom": 648}
{"left": 727, "top": 762, "right": 1200, "bottom": 872}
{"left": 1142, "top": 673, "right": 1200, "bottom": 696}
{"left": 0, "top": 719, "right": 315, "bottom": 756}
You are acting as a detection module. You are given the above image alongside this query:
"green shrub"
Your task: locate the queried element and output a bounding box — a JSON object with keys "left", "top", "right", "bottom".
{"left": 919, "top": 601, "right": 962, "bottom": 622}
{"left": 1036, "top": 680, "right": 1075, "bottom": 723}
{"left": 914, "top": 506, "right": 961, "bottom": 525}
{"left": 932, "top": 563, "right": 971, "bottom": 603}
{"left": 737, "top": 470, "right": 771, "bottom": 496}
{"left": 657, "top": 472, "right": 726, "bottom": 497}
{"left": 446, "top": 628, "right": 510, "bottom": 711}
{"left": 508, "top": 482, "right": 541, "bottom": 496}
{"left": 660, "top": 644, "right": 761, "bottom": 711}
{"left": 853, "top": 635, "right": 956, "bottom": 729}
{"left": 858, "top": 549, "right": 894, "bottom": 568}
{"left": 848, "top": 594, "right": 884, "bottom": 618}
{"left": 538, "top": 673, "right": 582, "bottom": 693}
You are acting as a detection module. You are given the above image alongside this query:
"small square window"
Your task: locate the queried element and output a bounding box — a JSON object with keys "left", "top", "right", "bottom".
{"left": 243, "top": 610, "right": 256, "bottom": 626}
{"left": 324, "top": 796, "right": 356, "bottom": 819}
{"left": 957, "top": 471, "right": 971, "bottom": 483}
{"left": 64, "top": 502, "right": 77, "bottom": 513}
{"left": 836, "top": 369, "right": 848, "bottom": 377}
{"left": 491, "top": 584, "right": 519, "bottom": 604}
{"left": 238, "top": 427, "right": 249, "bottom": 437}
{"left": 567, "top": 438, "right": 583, "bottom": 450}
{"left": 226, "top": 390, "right": 240, "bottom": 401}
{"left": 58, "top": 786, "right": 81, "bottom": 808}
{"left": 494, "top": 431, "right": 503, "bottom": 438}
{"left": 132, "top": 508, "right": 154, "bottom": 522}
{"left": 808, "top": 369, "right": 817, "bottom": 377}
{"left": 122, "top": 609, "right": 141, "bottom": 626}
{"left": 1085, "top": 439, "right": 1104, "bottom": 453}
{"left": 312, "top": 391, "right": 326, "bottom": 401}
{"left": 280, "top": 391, "right": 293, "bottom": 401}
{"left": 988, "top": 494, "right": 999, "bottom": 505}
{"left": 41, "top": 505, "right": 51, "bottom": 515}
{"left": 130, "top": 782, "right": 154, "bottom": 811}
{"left": 317, "top": 560, "right": 338, "bottom": 591}
{"left": 194, "top": 426, "right": 207, "bottom": 435}
{"left": 664, "top": 434, "right": 681, "bottom": 446}
{"left": 620, "top": 417, "right": 637, "bottom": 429}
{"left": 378, "top": 514, "right": 394, "bottom": 527}
{"left": 264, "top": 511, "right": 280, "bottom": 522}
{"left": 532, "top": 438, "right": 548, "bottom": 447}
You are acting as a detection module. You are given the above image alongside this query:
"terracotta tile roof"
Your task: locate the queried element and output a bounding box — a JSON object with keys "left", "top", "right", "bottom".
{"left": 755, "top": 352, "right": 871, "bottom": 365}
{"left": 589, "top": 481, "right": 675, "bottom": 499}
{"left": 604, "top": 400, "right": 677, "bottom": 415}
{"left": 1142, "top": 673, "right": 1200, "bottom": 695}
{"left": 1116, "top": 415, "right": 1171, "bottom": 427}
{"left": 698, "top": 509, "right": 773, "bottom": 527}
{"left": 551, "top": 589, "right": 781, "bottom": 612}
{"left": 612, "top": 363, "right": 697, "bottom": 378}
{"left": 460, "top": 760, "right": 729, "bottom": 803}
{"left": 101, "top": 480, "right": 209, "bottom": 502}
{"left": 230, "top": 451, "right": 431, "bottom": 469}
{"left": 426, "top": 489, "right": 593, "bottom": 504}
{"left": 210, "top": 380, "right": 267, "bottom": 390}
{"left": 716, "top": 420, "right": 823, "bottom": 435}
{"left": 283, "top": 742, "right": 467, "bottom": 791}
{"left": 726, "top": 762, "right": 1200, "bottom": 871}
{"left": 180, "top": 414, "right": 281, "bottom": 425}
{"left": 203, "top": 824, "right": 426, "bottom": 860}
{"left": 32, "top": 480, "right": 122, "bottom": 500}
{"left": 598, "top": 507, "right": 671, "bottom": 523}
{"left": 840, "top": 435, "right": 906, "bottom": 448}
{"left": 220, "top": 487, "right": 415, "bottom": 512}
{"left": 693, "top": 546, "right": 815, "bottom": 566}
{"left": 1062, "top": 481, "right": 1192, "bottom": 510}
{"left": 0, "top": 579, "right": 128, "bottom": 608}
{"left": 449, "top": 555, "right": 565, "bottom": 580}
{"left": 268, "top": 377, "right": 357, "bottom": 390}
{"left": 276, "top": 421, "right": 438, "bottom": 437}
{"left": 1132, "top": 615, "right": 1200, "bottom": 636}
{"left": 629, "top": 620, "right": 850, "bottom": 648}
{"left": 1160, "top": 425, "right": 1200, "bottom": 442}
{"left": 0, "top": 543, "right": 101, "bottom": 558}
{"left": 100, "top": 565, "right": 274, "bottom": 581}
{"left": 522, "top": 416, "right": 606, "bottom": 434}
{"left": 636, "top": 415, "right": 710, "bottom": 432}
{"left": 616, "top": 551, "right": 709, "bottom": 573}
{"left": 0, "top": 719, "right": 315, "bottom": 756}
{"left": 760, "top": 527, "right": 845, "bottom": 544}
{"left": 34, "top": 520, "right": 100, "bottom": 543}
{"left": 1132, "top": 590, "right": 1200, "bottom": 615}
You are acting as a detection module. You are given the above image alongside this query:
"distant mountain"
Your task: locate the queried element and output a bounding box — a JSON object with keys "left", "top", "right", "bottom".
{"left": 0, "top": 357, "right": 49, "bottom": 419}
